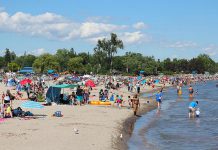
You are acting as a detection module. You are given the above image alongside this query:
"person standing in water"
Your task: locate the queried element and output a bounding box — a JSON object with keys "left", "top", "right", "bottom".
{"left": 188, "top": 85, "right": 194, "bottom": 97}
{"left": 156, "top": 90, "right": 163, "bottom": 108}
{"left": 132, "top": 94, "right": 140, "bottom": 116}
{"left": 188, "top": 101, "right": 198, "bottom": 118}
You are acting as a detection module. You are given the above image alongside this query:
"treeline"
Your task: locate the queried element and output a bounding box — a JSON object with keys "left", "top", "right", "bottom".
{"left": 1, "top": 33, "right": 218, "bottom": 75}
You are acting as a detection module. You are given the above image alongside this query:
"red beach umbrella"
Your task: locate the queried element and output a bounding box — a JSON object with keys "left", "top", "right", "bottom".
{"left": 20, "top": 79, "right": 32, "bottom": 85}
{"left": 85, "top": 80, "right": 95, "bottom": 87}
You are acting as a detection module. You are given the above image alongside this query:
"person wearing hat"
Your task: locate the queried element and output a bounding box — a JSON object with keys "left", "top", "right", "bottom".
{"left": 132, "top": 94, "right": 140, "bottom": 116}
{"left": 188, "top": 101, "right": 198, "bottom": 118}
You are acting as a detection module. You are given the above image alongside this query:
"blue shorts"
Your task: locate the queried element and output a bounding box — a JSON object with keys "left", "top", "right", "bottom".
{"left": 77, "top": 96, "right": 83, "bottom": 102}
{"left": 156, "top": 99, "right": 161, "bottom": 103}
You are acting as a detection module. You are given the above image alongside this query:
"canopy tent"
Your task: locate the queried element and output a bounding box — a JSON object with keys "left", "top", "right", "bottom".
{"left": 20, "top": 78, "right": 32, "bottom": 85}
{"left": 47, "top": 70, "right": 54, "bottom": 74}
{"left": 85, "top": 80, "right": 95, "bottom": 87}
{"left": 46, "top": 84, "right": 78, "bottom": 104}
{"left": 52, "top": 84, "right": 78, "bottom": 88}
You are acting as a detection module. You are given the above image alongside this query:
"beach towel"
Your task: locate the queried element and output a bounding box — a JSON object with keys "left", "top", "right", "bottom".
{"left": 0, "top": 118, "right": 6, "bottom": 123}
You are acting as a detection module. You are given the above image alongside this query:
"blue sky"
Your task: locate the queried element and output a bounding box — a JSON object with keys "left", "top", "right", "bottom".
{"left": 0, "top": 0, "right": 218, "bottom": 61}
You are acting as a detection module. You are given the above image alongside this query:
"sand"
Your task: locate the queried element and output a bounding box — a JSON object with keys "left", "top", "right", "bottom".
{"left": 0, "top": 82, "right": 170, "bottom": 150}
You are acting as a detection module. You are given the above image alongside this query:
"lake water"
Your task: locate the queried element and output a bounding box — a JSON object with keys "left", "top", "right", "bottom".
{"left": 128, "top": 81, "right": 218, "bottom": 150}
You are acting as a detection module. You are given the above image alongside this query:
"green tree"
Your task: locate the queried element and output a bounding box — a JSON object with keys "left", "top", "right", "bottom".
{"left": 0, "top": 57, "right": 5, "bottom": 69}
{"left": 4, "top": 48, "right": 11, "bottom": 65}
{"left": 15, "top": 54, "right": 36, "bottom": 67}
{"left": 33, "top": 53, "right": 59, "bottom": 73}
{"left": 68, "top": 57, "right": 84, "bottom": 73}
{"left": 94, "top": 33, "right": 123, "bottom": 72}
{"left": 55, "top": 48, "right": 76, "bottom": 72}
{"left": 8, "top": 62, "right": 20, "bottom": 72}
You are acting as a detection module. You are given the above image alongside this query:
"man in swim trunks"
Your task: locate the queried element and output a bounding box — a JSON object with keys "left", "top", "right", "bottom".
{"left": 188, "top": 101, "right": 198, "bottom": 118}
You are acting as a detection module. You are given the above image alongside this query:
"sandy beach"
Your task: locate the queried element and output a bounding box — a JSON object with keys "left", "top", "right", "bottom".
{"left": 0, "top": 81, "right": 168, "bottom": 150}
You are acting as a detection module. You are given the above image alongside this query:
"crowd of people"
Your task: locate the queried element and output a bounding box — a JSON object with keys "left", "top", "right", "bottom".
{"left": 0, "top": 72, "right": 217, "bottom": 118}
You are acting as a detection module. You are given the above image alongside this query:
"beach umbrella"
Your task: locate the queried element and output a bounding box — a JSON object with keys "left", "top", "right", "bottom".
{"left": 21, "top": 101, "right": 44, "bottom": 109}
{"left": 20, "top": 79, "right": 32, "bottom": 85}
{"left": 85, "top": 80, "right": 95, "bottom": 87}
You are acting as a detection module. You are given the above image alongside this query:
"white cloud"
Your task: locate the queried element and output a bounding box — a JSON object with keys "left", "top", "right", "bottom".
{"left": 86, "top": 35, "right": 108, "bottom": 43}
{"left": 0, "top": 11, "right": 151, "bottom": 45}
{"left": 133, "top": 22, "right": 148, "bottom": 30}
{"left": 86, "top": 31, "right": 151, "bottom": 45}
{"left": 30, "top": 48, "right": 47, "bottom": 56}
{"left": 202, "top": 45, "right": 218, "bottom": 56}
{"left": 120, "top": 31, "right": 151, "bottom": 44}
{"left": 80, "top": 22, "right": 126, "bottom": 38}
{"left": 167, "top": 41, "right": 197, "bottom": 48}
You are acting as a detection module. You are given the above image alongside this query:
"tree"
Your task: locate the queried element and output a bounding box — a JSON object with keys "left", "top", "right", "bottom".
{"left": 33, "top": 53, "right": 59, "bottom": 73}
{"left": 68, "top": 57, "right": 84, "bottom": 73}
{"left": 10, "top": 51, "right": 16, "bottom": 61}
{"left": 196, "top": 54, "right": 216, "bottom": 73}
{"left": 0, "top": 57, "right": 5, "bottom": 69}
{"left": 8, "top": 62, "right": 20, "bottom": 72}
{"left": 108, "top": 33, "right": 124, "bottom": 72}
{"left": 4, "top": 48, "right": 11, "bottom": 65}
{"left": 93, "top": 33, "right": 123, "bottom": 72}
{"left": 122, "top": 52, "right": 144, "bottom": 74}
{"left": 15, "top": 54, "right": 36, "bottom": 67}
{"left": 55, "top": 48, "right": 76, "bottom": 72}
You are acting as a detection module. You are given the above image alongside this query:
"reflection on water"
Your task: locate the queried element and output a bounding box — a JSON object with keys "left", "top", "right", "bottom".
{"left": 128, "top": 81, "right": 218, "bottom": 150}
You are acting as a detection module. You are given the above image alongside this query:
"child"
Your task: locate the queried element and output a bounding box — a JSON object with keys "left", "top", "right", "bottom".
{"left": 128, "top": 96, "right": 132, "bottom": 109}
{"left": 4, "top": 104, "right": 13, "bottom": 118}
{"left": 196, "top": 108, "right": 200, "bottom": 117}
{"left": 116, "top": 95, "right": 122, "bottom": 108}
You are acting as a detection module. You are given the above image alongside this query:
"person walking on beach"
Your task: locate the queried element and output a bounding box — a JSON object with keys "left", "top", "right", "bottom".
{"left": 155, "top": 90, "right": 162, "bottom": 108}
{"left": 188, "top": 101, "right": 198, "bottom": 118}
{"left": 136, "top": 82, "right": 140, "bottom": 94}
{"left": 132, "top": 94, "right": 140, "bottom": 116}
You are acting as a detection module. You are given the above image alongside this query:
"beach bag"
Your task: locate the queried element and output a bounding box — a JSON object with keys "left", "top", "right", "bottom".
{"left": 54, "top": 111, "right": 62, "bottom": 117}
{"left": 24, "top": 111, "right": 33, "bottom": 116}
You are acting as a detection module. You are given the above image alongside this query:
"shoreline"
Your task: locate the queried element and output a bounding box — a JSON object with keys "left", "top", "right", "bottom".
{"left": 112, "top": 85, "right": 170, "bottom": 150}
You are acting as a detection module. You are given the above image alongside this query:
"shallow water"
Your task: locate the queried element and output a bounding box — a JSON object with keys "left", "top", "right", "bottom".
{"left": 128, "top": 81, "right": 218, "bottom": 150}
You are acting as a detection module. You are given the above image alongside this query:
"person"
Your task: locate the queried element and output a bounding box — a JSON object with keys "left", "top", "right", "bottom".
{"left": 83, "top": 85, "right": 89, "bottom": 104}
{"left": 4, "top": 103, "right": 13, "bottom": 118}
{"left": 176, "top": 84, "right": 180, "bottom": 94}
{"left": 115, "top": 95, "right": 122, "bottom": 108}
{"left": 127, "top": 96, "right": 132, "bottom": 109}
{"left": 132, "top": 94, "right": 140, "bottom": 116}
{"left": 188, "top": 85, "right": 194, "bottom": 97}
{"left": 76, "top": 86, "right": 83, "bottom": 106}
{"left": 136, "top": 82, "right": 140, "bottom": 94}
{"left": 188, "top": 101, "right": 198, "bottom": 118}
{"left": 155, "top": 90, "right": 162, "bottom": 108}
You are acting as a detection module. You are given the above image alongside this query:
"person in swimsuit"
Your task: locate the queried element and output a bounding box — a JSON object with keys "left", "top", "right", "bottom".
{"left": 132, "top": 94, "right": 140, "bottom": 116}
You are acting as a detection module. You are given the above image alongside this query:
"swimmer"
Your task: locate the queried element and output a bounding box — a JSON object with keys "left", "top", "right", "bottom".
{"left": 188, "top": 101, "right": 198, "bottom": 118}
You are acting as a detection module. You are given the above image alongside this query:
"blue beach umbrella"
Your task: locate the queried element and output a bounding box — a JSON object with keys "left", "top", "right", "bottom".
{"left": 21, "top": 101, "right": 44, "bottom": 109}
